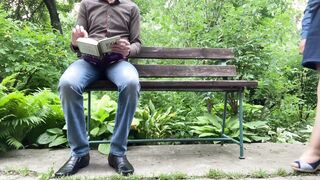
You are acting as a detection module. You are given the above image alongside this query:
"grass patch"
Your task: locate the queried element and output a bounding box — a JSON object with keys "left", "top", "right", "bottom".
{"left": 107, "top": 175, "right": 145, "bottom": 180}
{"left": 2, "top": 167, "right": 55, "bottom": 180}
{"left": 158, "top": 172, "right": 188, "bottom": 180}
{"left": 275, "top": 168, "right": 290, "bottom": 177}
{"left": 1, "top": 167, "right": 320, "bottom": 180}
{"left": 2, "top": 167, "right": 38, "bottom": 177}
{"left": 39, "top": 168, "right": 54, "bottom": 180}
{"left": 208, "top": 169, "right": 245, "bottom": 179}
{"left": 251, "top": 169, "right": 269, "bottom": 178}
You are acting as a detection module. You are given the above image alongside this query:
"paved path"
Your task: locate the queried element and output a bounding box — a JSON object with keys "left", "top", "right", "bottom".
{"left": 1, "top": 143, "right": 319, "bottom": 179}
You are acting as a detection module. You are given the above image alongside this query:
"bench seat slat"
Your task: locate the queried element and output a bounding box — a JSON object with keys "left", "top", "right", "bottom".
{"left": 85, "top": 80, "right": 258, "bottom": 91}
{"left": 129, "top": 47, "right": 234, "bottom": 60}
{"left": 134, "top": 65, "right": 237, "bottom": 77}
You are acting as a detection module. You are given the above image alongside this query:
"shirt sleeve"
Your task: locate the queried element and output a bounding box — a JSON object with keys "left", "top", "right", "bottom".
{"left": 76, "top": 1, "right": 88, "bottom": 31}
{"left": 128, "top": 5, "right": 142, "bottom": 56}
{"left": 70, "top": 1, "right": 88, "bottom": 54}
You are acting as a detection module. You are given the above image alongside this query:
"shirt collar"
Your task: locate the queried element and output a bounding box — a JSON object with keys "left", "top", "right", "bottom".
{"left": 105, "top": 0, "right": 120, "bottom": 5}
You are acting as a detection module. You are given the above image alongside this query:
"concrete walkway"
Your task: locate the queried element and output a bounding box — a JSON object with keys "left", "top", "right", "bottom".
{"left": 0, "top": 143, "right": 319, "bottom": 179}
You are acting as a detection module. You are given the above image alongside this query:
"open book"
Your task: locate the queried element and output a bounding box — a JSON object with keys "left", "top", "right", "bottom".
{"left": 76, "top": 36, "right": 121, "bottom": 58}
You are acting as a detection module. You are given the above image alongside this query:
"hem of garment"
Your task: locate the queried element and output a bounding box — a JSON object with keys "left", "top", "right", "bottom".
{"left": 71, "top": 150, "right": 90, "bottom": 157}
{"left": 109, "top": 151, "right": 126, "bottom": 157}
{"left": 302, "top": 57, "right": 320, "bottom": 70}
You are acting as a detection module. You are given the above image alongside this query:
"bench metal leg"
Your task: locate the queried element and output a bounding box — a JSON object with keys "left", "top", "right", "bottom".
{"left": 221, "top": 92, "right": 228, "bottom": 145}
{"left": 86, "top": 89, "right": 245, "bottom": 159}
{"left": 87, "top": 91, "right": 91, "bottom": 141}
{"left": 238, "top": 90, "right": 245, "bottom": 159}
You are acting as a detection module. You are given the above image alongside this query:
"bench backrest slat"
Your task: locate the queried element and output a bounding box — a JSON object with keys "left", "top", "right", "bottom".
{"left": 129, "top": 47, "right": 234, "bottom": 60}
{"left": 85, "top": 46, "right": 258, "bottom": 91}
{"left": 134, "top": 65, "right": 237, "bottom": 77}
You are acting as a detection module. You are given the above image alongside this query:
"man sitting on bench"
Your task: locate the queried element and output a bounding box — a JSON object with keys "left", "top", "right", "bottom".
{"left": 55, "top": 0, "right": 141, "bottom": 177}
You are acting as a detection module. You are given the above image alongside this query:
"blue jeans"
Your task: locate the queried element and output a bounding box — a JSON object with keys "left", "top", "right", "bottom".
{"left": 58, "top": 59, "right": 140, "bottom": 157}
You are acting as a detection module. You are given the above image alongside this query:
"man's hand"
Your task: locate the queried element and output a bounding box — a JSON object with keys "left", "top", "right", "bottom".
{"left": 112, "top": 39, "right": 131, "bottom": 58}
{"left": 71, "top": 25, "right": 88, "bottom": 46}
{"left": 299, "top": 39, "right": 306, "bottom": 54}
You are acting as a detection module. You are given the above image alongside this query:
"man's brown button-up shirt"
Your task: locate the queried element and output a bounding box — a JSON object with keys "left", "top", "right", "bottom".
{"left": 75, "top": 0, "right": 141, "bottom": 56}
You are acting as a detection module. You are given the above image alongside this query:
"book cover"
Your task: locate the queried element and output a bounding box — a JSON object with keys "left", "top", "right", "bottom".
{"left": 76, "top": 36, "right": 121, "bottom": 58}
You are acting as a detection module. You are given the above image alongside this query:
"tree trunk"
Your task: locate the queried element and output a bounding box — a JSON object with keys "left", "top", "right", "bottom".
{"left": 43, "top": 0, "right": 63, "bottom": 34}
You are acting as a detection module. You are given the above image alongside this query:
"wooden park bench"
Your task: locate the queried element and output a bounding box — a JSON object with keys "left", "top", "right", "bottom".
{"left": 85, "top": 47, "right": 258, "bottom": 159}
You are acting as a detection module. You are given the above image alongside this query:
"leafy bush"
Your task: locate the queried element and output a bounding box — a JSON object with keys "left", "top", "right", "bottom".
{"left": 86, "top": 94, "right": 117, "bottom": 140}
{"left": 0, "top": 90, "right": 45, "bottom": 151}
{"left": 0, "top": 76, "right": 65, "bottom": 152}
{"left": 37, "top": 128, "right": 67, "bottom": 148}
{"left": 133, "top": 100, "right": 177, "bottom": 139}
{"left": 0, "top": 10, "right": 74, "bottom": 92}
{"left": 190, "top": 102, "right": 271, "bottom": 143}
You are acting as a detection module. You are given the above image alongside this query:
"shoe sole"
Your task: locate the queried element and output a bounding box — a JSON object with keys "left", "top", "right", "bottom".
{"left": 55, "top": 161, "right": 90, "bottom": 177}
{"left": 292, "top": 166, "right": 320, "bottom": 173}
{"left": 108, "top": 163, "right": 134, "bottom": 176}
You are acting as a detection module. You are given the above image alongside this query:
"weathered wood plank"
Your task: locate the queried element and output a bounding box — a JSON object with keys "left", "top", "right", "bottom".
{"left": 129, "top": 47, "right": 234, "bottom": 60}
{"left": 85, "top": 47, "right": 258, "bottom": 92}
{"left": 85, "top": 80, "right": 258, "bottom": 91}
{"left": 134, "top": 65, "right": 237, "bottom": 77}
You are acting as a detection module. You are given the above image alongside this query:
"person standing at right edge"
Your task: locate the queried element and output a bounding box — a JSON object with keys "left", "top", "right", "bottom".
{"left": 291, "top": 0, "right": 320, "bottom": 173}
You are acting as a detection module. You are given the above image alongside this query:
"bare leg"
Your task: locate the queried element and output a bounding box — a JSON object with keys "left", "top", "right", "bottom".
{"left": 292, "top": 77, "right": 320, "bottom": 168}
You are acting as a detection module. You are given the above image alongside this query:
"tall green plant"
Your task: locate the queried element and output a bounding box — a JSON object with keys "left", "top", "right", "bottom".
{"left": 86, "top": 94, "right": 117, "bottom": 140}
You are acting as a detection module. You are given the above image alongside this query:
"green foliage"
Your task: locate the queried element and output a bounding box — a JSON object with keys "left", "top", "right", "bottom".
{"left": 0, "top": 10, "right": 73, "bottom": 91}
{"left": 251, "top": 169, "right": 269, "bottom": 178}
{"left": 134, "top": 100, "right": 177, "bottom": 139}
{"left": 39, "top": 168, "right": 54, "bottom": 180}
{"left": 190, "top": 109, "right": 271, "bottom": 143}
{"left": 98, "top": 144, "right": 110, "bottom": 155}
{"left": 86, "top": 94, "right": 117, "bottom": 141}
{"left": 83, "top": 93, "right": 121, "bottom": 154}
{"left": 0, "top": 1, "right": 49, "bottom": 23}
{"left": 0, "top": 78, "right": 45, "bottom": 151}
{"left": 37, "top": 128, "right": 67, "bottom": 148}
{"left": 0, "top": 76, "right": 64, "bottom": 152}
{"left": 0, "top": 0, "right": 78, "bottom": 25}
{"left": 158, "top": 172, "right": 188, "bottom": 180}
{"left": 190, "top": 114, "right": 223, "bottom": 138}
{"left": 135, "top": 0, "right": 315, "bottom": 143}
{"left": 208, "top": 169, "right": 247, "bottom": 179}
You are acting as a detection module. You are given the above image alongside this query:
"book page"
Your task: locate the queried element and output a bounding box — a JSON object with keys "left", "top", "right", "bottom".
{"left": 77, "top": 38, "right": 100, "bottom": 57}
{"left": 98, "top": 36, "right": 121, "bottom": 54}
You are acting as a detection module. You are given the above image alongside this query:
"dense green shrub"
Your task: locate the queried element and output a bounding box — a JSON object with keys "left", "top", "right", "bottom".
{"left": 0, "top": 76, "right": 65, "bottom": 152}
{"left": 0, "top": 10, "right": 74, "bottom": 92}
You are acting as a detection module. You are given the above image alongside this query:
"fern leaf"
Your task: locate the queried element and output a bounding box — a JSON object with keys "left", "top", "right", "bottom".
{"left": 6, "top": 136, "right": 24, "bottom": 149}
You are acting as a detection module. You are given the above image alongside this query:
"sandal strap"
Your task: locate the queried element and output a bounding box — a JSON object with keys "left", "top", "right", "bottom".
{"left": 295, "top": 159, "right": 320, "bottom": 171}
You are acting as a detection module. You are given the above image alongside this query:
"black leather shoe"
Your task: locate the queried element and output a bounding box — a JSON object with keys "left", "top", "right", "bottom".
{"left": 55, "top": 154, "right": 90, "bottom": 177}
{"left": 108, "top": 153, "right": 134, "bottom": 176}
